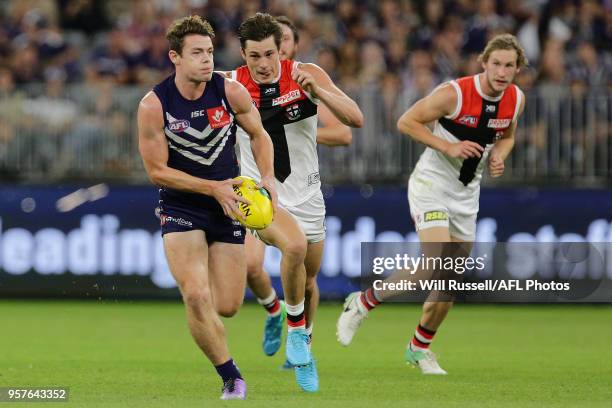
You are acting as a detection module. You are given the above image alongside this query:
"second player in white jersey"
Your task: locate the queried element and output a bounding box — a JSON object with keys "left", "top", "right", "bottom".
{"left": 234, "top": 59, "right": 322, "bottom": 208}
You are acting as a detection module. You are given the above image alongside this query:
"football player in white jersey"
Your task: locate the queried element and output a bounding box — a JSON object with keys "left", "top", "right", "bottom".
{"left": 227, "top": 13, "right": 363, "bottom": 392}
{"left": 243, "top": 15, "right": 354, "bottom": 370}
{"left": 337, "top": 34, "right": 527, "bottom": 375}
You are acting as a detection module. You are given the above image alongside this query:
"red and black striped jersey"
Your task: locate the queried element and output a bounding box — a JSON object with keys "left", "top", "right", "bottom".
{"left": 233, "top": 60, "right": 321, "bottom": 207}
{"left": 413, "top": 74, "right": 523, "bottom": 189}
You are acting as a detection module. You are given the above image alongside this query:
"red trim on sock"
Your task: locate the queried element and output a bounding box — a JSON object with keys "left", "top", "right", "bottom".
{"left": 287, "top": 317, "right": 306, "bottom": 328}
{"left": 411, "top": 337, "right": 430, "bottom": 349}
{"left": 416, "top": 325, "right": 435, "bottom": 340}
{"left": 365, "top": 288, "right": 380, "bottom": 306}
{"left": 265, "top": 298, "right": 280, "bottom": 314}
{"left": 360, "top": 292, "right": 374, "bottom": 310}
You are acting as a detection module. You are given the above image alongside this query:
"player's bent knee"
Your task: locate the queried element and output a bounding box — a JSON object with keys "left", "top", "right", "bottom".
{"left": 182, "top": 287, "right": 214, "bottom": 311}
{"left": 282, "top": 239, "right": 307, "bottom": 262}
{"left": 246, "top": 262, "right": 265, "bottom": 279}
{"left": 217, "top": 298, "right": 243, "bottom": 318}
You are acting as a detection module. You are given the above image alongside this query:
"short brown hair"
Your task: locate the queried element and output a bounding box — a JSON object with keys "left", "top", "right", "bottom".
{"left": 238, "top": 13, "right": 282, "bottom": 49}
{"left": 166, "top": 15, "right": 215, "bottom": 54}
{"left": 478, "top": 34, "right": 528, "bottom": 68}
{"left": 275, "top": 15, "right": 299, "bottom": 44}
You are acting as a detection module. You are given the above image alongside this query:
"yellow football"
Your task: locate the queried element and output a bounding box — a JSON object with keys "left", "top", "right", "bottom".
{"left": 232, "top": 176, "right": 274, "bottom": 230}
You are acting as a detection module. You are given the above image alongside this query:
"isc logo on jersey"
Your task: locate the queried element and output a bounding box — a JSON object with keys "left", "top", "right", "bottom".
{"left": 189, "top": 106, "right": 231, "bottom": 129}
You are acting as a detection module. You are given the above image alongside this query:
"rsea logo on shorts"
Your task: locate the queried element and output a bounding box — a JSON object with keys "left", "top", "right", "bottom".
{"left": 424, "top": 211, "right": 448, "bottom": 222}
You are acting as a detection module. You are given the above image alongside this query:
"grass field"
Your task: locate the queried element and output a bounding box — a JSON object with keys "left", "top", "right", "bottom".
{"left": 1, "top": 300, "right": 611, "bottom": 407}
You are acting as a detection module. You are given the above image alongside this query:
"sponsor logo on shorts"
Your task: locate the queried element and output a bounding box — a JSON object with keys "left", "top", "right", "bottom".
{"left": 161, "top": 215, "right": 193, "bottom": 227}
{"left": 424, "top": 211, "right": 448, "bottom": 222}
{"left": 487, "top": 118, "right": 511, "bottom": 129}
{"left": 272, "top": 89, "right": 301, "bottom": 106}
{"left": 457, "top": 115, "right": 478, "bottom": 127}
{"left": 233, "top": 230, "right": 242, "bottom": 237}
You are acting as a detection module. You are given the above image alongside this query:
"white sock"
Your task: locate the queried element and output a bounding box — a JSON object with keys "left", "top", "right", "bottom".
{"left": 256, "top": 289, "right": 281, "bottom": 317}
{"left": 285, "top": 300, "right": 305, "bottom": 332}
{"left": 256, "top": 289, "right": 276, "bottom": 306}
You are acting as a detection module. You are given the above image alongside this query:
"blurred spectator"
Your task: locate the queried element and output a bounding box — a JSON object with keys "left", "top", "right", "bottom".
{"left": 0, "top": 0, "right": 608, "bottom": 182}
{"left": 57, "top": 0, "right": 110, "bottom": 34}
{"left": 568, "top": 41, "right": 609, "bottom": 91}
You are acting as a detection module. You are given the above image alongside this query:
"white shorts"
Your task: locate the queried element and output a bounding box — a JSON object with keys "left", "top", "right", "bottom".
{"left": 407, "top": 175, "right": 478, "bottom": 241}
{"left": 284, "top": 192, "right": 326, "bottom": 243}
{"left": 253, "top": 191, "right": 326, "bottom": 244}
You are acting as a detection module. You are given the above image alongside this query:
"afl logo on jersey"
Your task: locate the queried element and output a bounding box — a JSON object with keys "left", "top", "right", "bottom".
{"left": 206, "top": 106, "right": 231, "bottom": 129}
{"left": 457, "top": 115, "right": 478, "bottom": 127}
{"left": 285, "top": 103, "right": 301, "bottom": 121}
{"left": 168, "top": 119, "right": 190, "bottom": 132}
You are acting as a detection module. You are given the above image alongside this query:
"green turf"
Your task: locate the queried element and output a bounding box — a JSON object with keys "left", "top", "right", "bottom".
{"left": 0, "top": 301, "right": 611, "bottom": 407}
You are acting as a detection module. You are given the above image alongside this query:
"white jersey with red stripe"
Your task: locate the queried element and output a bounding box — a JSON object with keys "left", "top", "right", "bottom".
{"left": 412, "top": 74, "right": 523, "bottom": 196}
{"left": 232, "top": 60, "right": 321, "bottom": 207}
{"left": 408, "top": 74, "right": 523, "bottom": 240}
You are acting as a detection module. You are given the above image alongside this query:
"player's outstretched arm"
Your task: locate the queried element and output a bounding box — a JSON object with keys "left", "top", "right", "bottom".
{"left": 489, "top": 90, "right": 525, "bottom": 177}
{"left": 316, "top": 103, "right": 352, "bottom": 146}
{"left": 292, "top": 63, "right": 364, "bottom": 128}
{"left": 224, "top": 78, "right": 278, "bottom": 211}
{"left": 137, "top": 92, "right": 248, "bottom": 218}
{"left": 397, "top": 84, "right": 484, "bottom": 159}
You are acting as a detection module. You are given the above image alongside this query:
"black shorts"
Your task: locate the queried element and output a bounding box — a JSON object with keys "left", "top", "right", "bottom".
{"left": 159, "top": 201, "right": 245, "bottom": 244}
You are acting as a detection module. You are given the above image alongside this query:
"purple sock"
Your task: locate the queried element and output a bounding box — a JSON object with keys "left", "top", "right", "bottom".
{"left": 215, "top": 359, "right": 242, "bottom": 382}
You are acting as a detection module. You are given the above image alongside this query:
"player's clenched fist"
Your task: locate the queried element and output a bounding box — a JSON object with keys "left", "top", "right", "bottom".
{"left": 292, "top": 68, "right": 319, "bottom": 98}
{"left": 443, "top": 140, "right": 485, "bottom": 159}
{"left": 488, "top": 153, "right": 505, "bottom": 177}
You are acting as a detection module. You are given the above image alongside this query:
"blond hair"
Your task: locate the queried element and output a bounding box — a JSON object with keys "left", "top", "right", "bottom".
{"left": 478, "top": 34, "right": 528, "bottom": 68}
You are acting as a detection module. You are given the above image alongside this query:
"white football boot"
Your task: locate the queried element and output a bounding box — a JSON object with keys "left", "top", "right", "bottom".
{"left": 405, "top": 346, "right": 448, "bottom": 375}
{"left": 336, "top": 291, "right": 369, "bottom": 346}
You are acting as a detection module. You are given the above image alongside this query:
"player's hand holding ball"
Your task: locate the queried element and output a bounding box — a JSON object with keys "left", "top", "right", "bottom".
{"left": 257, "top": 175, "right": 278, "bottom": 213}
{"left": 212, "top": 178, "right": 251, "bottom": 222}
{"left": 488, "top": 152, "right": 504, "bottom": 177}
{"left": 231, "top": 176, "right": 274, "bottom": 230}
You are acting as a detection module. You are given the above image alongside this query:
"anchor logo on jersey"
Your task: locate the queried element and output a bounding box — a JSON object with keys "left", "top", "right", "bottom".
{"left": 285, "top": 103, "right": 301, "bottom": 121}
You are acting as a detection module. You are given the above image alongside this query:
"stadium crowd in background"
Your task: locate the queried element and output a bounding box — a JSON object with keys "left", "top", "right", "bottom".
{"left": 0, "top": 0, "right": 610, "bottom": 181}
